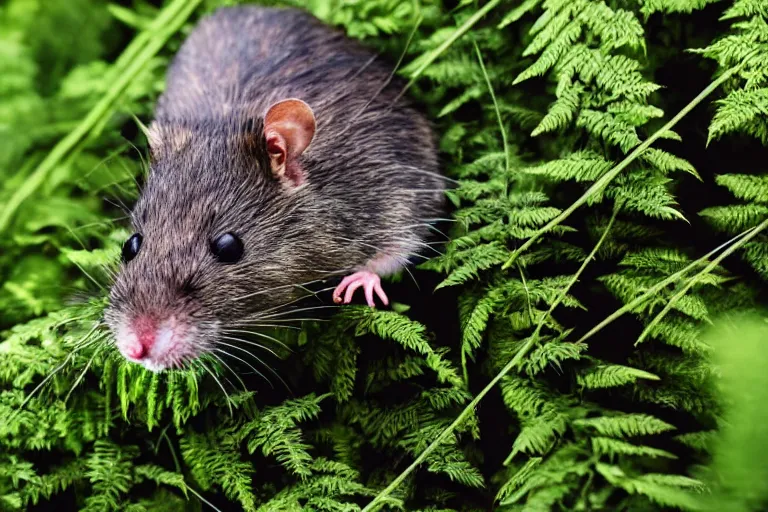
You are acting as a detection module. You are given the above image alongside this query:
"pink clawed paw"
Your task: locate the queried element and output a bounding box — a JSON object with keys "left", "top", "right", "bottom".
{"left": 332, "top": 271, "right": 389, "bottom": 308}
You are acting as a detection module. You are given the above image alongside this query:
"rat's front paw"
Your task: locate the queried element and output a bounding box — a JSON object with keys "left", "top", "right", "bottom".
{"left": 332, "top": 271, "right": 389, "bottom": 308}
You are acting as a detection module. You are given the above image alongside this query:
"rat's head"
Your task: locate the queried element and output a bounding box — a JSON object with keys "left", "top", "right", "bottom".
{"left": 105, "top": 99, "right": 326, "bottom": 371}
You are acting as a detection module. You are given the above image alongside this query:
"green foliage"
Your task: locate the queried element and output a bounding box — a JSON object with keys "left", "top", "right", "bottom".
{"left": 2, "top": 0, "right": 768, "bottom": 511}
{"left": 692, "top": 315, "right": 768, "bottom": 512}
{"left": 693, "top": 0, "right": 768, "bottom": 144}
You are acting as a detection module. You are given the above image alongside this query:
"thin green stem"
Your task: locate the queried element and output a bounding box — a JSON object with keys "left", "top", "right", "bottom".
{"left": 635, "top": 219, "right": 768, "bottom": 346}
{"left": 0, "top": 0, "right": 202, "bottom": 232}
{"left": 461, "top": 344, "right": 469, "bottom": 386}
{"left": 575, "top": 225, "right": 758, "bottom": 346}
{"left": 361, "top": 342, "right": 535, "bottom": 512}
{"left": 474, "top": 41, "right": 510, "bottom": 175}
{"left": 392, "top": 0, "right": 501, "bottom": 103}
{"left": 501, "top": 59, "right": 750, "bottom": 270}
{"left": 361, "top": 210, "right": 616, "bottom": 511}
{"left": 532, "top": 209, "right": 617, "bottom": 340}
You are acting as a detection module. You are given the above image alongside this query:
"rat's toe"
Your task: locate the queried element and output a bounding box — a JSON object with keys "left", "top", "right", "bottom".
{"left": 332, "top": 275, "right": 355, "bottom": 303}
{"left": 333, "top": 271, "right": 387, "bottom": 307}
{"left": 374, "top": 281, "right": 389, "bottom": 306}
{"left": 364, "top": 283, "right": 376, "bottom": 307}
{"left": 343, "top": 279, "right": 364, "bottom": 304}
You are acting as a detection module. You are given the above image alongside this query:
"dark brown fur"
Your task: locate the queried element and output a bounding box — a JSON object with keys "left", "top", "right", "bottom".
{"left": 105, "top": 6, "right": 444, "bottom": 368}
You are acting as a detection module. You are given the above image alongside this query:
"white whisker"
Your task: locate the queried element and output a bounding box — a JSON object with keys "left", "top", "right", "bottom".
{"left": 213, "top": 348, "right": 272, "bottom": 388}
{"left": 197, "top": 358, "right": 234, "bottom": 416}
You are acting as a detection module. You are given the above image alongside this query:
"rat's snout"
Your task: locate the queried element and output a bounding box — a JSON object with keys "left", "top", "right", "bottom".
{"left": 122, "top": 316, "right": 159, "bottom": 360}
{"left": 113, "top": 312, "right": 202, "bottom": 372}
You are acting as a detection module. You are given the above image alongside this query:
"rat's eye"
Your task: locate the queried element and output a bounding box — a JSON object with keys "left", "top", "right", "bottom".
{"left": 122, "top": 233, "right": 142, "bottom": 263}
{"left": 210, "top": 233, "right": 244, "bottom": 263}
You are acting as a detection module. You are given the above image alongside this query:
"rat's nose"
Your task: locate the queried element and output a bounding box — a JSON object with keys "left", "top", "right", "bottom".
{"left": 124, "top": 341, "right": 147, "bottom": 359}
{"left": 127, "top": 316, "right": 157, "bottom": 360}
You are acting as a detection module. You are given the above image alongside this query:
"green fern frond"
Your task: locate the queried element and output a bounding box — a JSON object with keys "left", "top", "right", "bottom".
{"left": 591, "top": 437, "right": 676, "bottom": 460}
{"left": 524, "top": 151, "right": 612, "bottom": 182}
{"left": 674, "top": 431, "right": 716, "bottom": 452}
{"left": 573, "top": 414, "right": 676, "bottom": 438}
{"left": 579, "top": 3, "right": 645, "bottom": 51}
{"left": 531, "top": 82, "right": 583, "bottom": 136}
{"left": 240, "top": 394, "right": 325, "bottom": 478}
{"left": 339, "top": 308, "right": 463, "bottom": 387}
{"left": 742, "top": 240, "right": 768, "bottom": 279}
{"left": 522, "top": 340, "right": 586, "bottom": 376}
{"left": 708, "top": 87, "right": 768, "bottom": 144}
{"left": 500, "top": 375, "right": 560, "bottom": 419}
{"left": 722, "top": 0, "right": 768, "bottom": 19}
{"left": 522, "top": 0, "right": 586, "bottom": 58}
{"left": 596, "top": 463, "right": 703, "bottom": 509}
{"left": 577, "top": 109, "right": 641, "bottom": 153}
{"left": 639, "top": 0, "right": 721, "bottom": 16}
{"left": 640, "top": 148, "right": 699, "bottom": 178}
{"left": 436, "top": 242, "right": 509, "bottom": 288}
{"left": 715, "top": 173, "right": 768, "bottom": 202}
{"left": 608, "top": 171, "right": 685, "bottom": 221}
{"left": 494, "top": 457, "right": 542, "bottom": 503}
{"left": 134, "top": 465, "right": 187, "bottom": 496}
{"left": 700, "top": 204, "right": 768, "bottom": 231}
{"left": 511, "top": 411, "right": 569, "bottom": 457}
{"left": 180, "top": 431, "right": 255, "bottom": 511}
{"left": 577, "top": 364, "right": 660, "bottom": 389}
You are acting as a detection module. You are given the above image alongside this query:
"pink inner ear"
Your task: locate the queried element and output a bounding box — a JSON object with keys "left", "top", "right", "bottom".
{"left": 266, "top": 131, "right": 287, "bottom": 165}
{"left": 263, "top": 99, "right": 316, "bottom": 186}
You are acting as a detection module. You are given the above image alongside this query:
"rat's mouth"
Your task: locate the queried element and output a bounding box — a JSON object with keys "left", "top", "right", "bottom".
{"left": 113, "top": 314, "right": 210, "bottom": 372}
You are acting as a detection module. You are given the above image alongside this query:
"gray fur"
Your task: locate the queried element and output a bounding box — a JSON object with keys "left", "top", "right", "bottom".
{"left": 105, "top": 6, "right": 444, "bottom": 366}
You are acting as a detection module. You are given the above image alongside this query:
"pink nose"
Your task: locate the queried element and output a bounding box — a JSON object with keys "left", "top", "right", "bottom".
{"left": 125, "top": 316, "right": 157, "bottom": 360}
{"left": 124, "top": 342, "right": 147, "bottom": 359}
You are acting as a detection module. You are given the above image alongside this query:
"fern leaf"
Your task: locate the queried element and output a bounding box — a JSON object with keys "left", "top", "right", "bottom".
{"left": 522, "top": 341, "right": 587, "bottom": 376}
{"left": 437, "top": 242, "right": 508, "bottom": 288}
{"left": 573, "top": 414, "right": 676, "bottom": 437}
{"left": 742, "top": 240, "right": 768, "bottom": 279}
{"left": 715, "top": 173, "right": 768, "bottom": 203}
{"left": 708, "top": 87, "right": 768, "bottom": 144}
{"left": 639, "top": 0, "right": 721, "bottom": 15}
{"left": 640, "top": 148, "right": 699, "bottom": 178}
{"left": 674, "top": 431, "right": 716, "bottom": 452}
{"left": 722, "top": 0, "right": 768, "bottom": 19}
{"left": 524, "top": 151, "right": 613, "bottom": 182}
{"left": 511, "top": 411, "right": 569, "bottom": 457}
{"left": 515, "top": 21, "right": 584, "bottom": 84}
{"left": 608, "top": 172, "right": 686, "bottom": 221}
{"left": 699, "top": 204, "right": 768, "bottom": 232}
{"left": 531, "top": 82, "right": 583, "bottom": 136}
{"left": 591, "top": 437, "right": 677, "bottom": 459}
{"left": 579, "top": 3, "right": 645, "bottom": 51}
{"left": 577, "top": 364, "right": 660, "bottom": 389}
{"left": 498, "top": 0, "right": 544, "bottom": 29}
{"left": 596, "top": 463, "right": 703, "bottom": 509}
{"left": 576, "top": 109, "right": 641, "bottom": 152}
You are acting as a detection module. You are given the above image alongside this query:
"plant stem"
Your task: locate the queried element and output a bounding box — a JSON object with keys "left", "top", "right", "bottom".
{"left": 501, "top": 59, "right": 750, "bottom": 270}
{"left": 392, "top": 0, "right": 501, "bottom": 104}
{"left": 362, "top": 210, "right": 616, "bottom": 511}
{"left": 0, "top": 0, "right": 202, "bottom": 233}
{"left": 363, "top": 54, "right": 751, "bottom": 504}
{"left": 575, "top": 225, "right": 758, "bottom": 345}
{"left": 635, "top": 218, "right": 768, "bottom": 346}
{"left": 474, "top": 41, "right": 510, "bottom": 176}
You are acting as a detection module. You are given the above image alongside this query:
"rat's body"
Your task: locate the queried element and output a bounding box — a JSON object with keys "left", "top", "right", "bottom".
{"left": 105, "top": 6, "right": 444, "bottom": 371}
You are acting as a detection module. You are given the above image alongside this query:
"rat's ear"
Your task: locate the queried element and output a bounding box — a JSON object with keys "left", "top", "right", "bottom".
{"left": 263, "top": 98, "right": 316, "bottom": 187}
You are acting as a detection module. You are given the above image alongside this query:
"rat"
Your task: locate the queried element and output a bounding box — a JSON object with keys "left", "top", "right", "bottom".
{"left": 104, "top": 5, "right": 445, "bottom": 372}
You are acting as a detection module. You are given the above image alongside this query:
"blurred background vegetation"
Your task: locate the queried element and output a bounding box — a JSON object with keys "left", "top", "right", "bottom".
{"left": 1, "top": 0, "right": 767, "bottom": 510}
